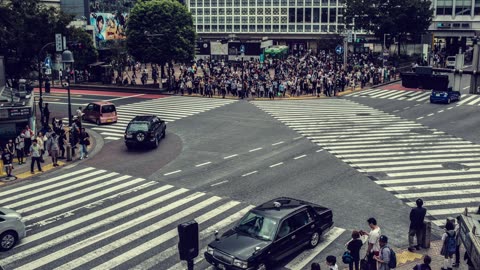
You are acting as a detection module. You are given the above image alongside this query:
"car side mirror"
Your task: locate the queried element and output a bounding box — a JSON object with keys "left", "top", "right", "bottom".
{"left": 214, "top": 230, "right": 219, "bottom": 241}
{"left": 253, "top": 246, "right": 261, "bottom": 255}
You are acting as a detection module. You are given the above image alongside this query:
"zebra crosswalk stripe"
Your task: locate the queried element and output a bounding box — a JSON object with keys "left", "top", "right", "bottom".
{"left": 252, "top": 99, "right": 480, "bottom": 226}
{"left": 1, "top": 167, "right": 343, "bottom": 269}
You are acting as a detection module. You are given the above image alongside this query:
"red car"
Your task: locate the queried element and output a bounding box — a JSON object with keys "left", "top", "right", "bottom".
{"left": 82, "top": 101, "right": 118, "bottom": 125}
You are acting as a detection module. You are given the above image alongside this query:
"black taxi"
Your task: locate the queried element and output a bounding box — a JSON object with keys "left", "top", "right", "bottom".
{"left": 204, "top": 197, "right": 334, "bottom": 270}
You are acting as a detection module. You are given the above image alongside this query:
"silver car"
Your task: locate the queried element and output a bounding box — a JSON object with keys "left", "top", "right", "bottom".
{"left": 0, "top": 207, "right": 26, "bottom": 251}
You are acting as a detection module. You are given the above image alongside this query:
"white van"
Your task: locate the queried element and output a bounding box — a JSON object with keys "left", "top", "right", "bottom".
{"left": 446, "top": 56, "right": 456, "bottom": 69}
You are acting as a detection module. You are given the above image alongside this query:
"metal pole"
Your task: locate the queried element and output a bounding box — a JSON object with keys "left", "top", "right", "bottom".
{"left": 343, "top": 38, "right": 348, "bottom": 70}
{"left": 38, "top": 60, "right": 43, "bottom": 125}
{"left": 67, "top": 73, "right": 72, "bottom": 126}
{"left": 470, "top": 37, "right": 480, "bottom": 94}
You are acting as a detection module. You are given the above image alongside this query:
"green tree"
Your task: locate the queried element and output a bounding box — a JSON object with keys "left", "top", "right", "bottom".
{"left": 0, "top": 0, "right": 73, "bottom": 80}
{"left": 344, "top": 0, "right": 433, "bottom": 54}
{"left": 66, "top": 27, "right": 98, "bottom": 71}
{"left": 126, "top": 0, "right": 196, "bottom": 83}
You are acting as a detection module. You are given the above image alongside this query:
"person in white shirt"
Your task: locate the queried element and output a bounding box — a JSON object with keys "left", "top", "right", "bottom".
{"left": 326, "top": 255, "right": 338, "bottom": 270}
{"left": 360, "top": 217, "right": 382, "bottom": 270}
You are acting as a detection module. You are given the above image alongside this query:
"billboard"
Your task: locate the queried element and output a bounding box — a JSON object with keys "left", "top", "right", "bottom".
{"left": 89, "top": 0, "right": 135, "bottom": 48}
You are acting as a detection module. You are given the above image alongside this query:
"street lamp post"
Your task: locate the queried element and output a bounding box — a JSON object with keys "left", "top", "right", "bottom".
{"left": 38, "top": 42, "right": 55, "bottom": 126}
{"left": 62, "top": 50, "right": 74, "bottom": 126}
{"left": 383, "top": 34, "right": 390, "bottom": 67}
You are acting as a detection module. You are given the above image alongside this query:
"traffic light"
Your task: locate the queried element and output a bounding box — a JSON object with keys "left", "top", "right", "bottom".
{"left": 67, "top": 42, "right": 83, "bottom": 50}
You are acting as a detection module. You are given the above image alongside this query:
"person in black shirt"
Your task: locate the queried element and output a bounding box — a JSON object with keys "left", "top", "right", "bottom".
{"left": 2, "top": 147, "right": 14, "bottom": 177}
{"left": 346, "top": 230, "right": 363, "bottom": 270}
{"left": 409, "top": 198, "right": 427, "bottom": 252}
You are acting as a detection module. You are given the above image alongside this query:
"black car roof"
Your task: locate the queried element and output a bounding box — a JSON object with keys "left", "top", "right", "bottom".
{"left": 130, "top": 115, "right": 158, "bottom": 122}
{"left": 251, "top": 197, "right": 311, "bottom": 220}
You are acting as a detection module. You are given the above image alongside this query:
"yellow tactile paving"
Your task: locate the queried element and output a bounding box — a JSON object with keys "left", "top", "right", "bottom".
{"left": 15, "top": 161, "right": 66, "bottom": 179}
{"left": 396, "top": 250, "right": 424, "bottom": 265}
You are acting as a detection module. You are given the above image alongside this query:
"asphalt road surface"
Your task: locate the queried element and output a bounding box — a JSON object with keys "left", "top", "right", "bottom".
{"left": 1, "top": 87, "right": 478, "bottom": 269}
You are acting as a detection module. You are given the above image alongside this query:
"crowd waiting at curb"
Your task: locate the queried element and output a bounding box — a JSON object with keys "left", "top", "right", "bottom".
{"left": 307, "top": 199, "right": 475, "bottom": 270}
{"left": 1, "top": 111, "right": 90, "bottom": 177}
{"left": 163, "top": 51, "right": 398, "bottom": 99}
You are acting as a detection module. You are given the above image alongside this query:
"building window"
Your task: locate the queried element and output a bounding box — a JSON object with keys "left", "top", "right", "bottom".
{"left": 198, "top": 0, "right": 203, "bottom": 7}
{"left": 297, "top": 25, "right": 303, "bottom": 32}
{"left": 314, "top": 0, "right": 320, "bottom": 5}
{"left": 235, "top": 0, "right": 240, "bottom": 4}
{"left": 205, "top": 8, "right": 210, "bottom": 15}
{"left": 265, "top": 25, "right": 272, "bottom": 32}
{"left": 242, "top": 16, "right": 248, "bottom": 23}
{"left": 306, "top": 0, "right": 312, "bottom": 5}
{"left": 257, "top": 25, "right": 264, "bottom": 31}
{"left": 265, "top": 0, "right": 272, "bottom": 5}
{"left": 249, "top": 25, "right": 256, "bottom": 32}
{"left": 234, "top": 25, "right": 240, "bottom": 31}
{"left": 227, "top": 25, "right": 232, "bottom": 31}
{"left": 281, "top": 0, "right": 287, "bottom": 5}
{"left": 289, "top": 8, "right": 295, "bottom": 22}
{"left": 198, "top": 9, "right": 203, "bottom": 15}
{"left": 242, "top": 8, "right": 248, "bottom": 15}
{"left": 212, "top": 8, "right": 217, "bottom": 15}
{"left": 205, "top": 0, "right": 211, "bottom": 6}
{"left": 321, "top": 8, "right": 328, "bottom": 22}
{"left": 226, "top": 8, "right": 232, "bottom": 15}
{"left": 258, "top": 16, "right": 264, "bottom": 23}
{"left": 305, "top": 25, "right": 311, "bottom": 31}
{"left": 197, "top": 17, "right": 203, "bottom": 23}
{"left": 329, "top": 8, "right": 336, "bottom": 22}
{"left": 313, "top": 8, "right": 319, "bottom": 22}
{"left": 273, "top": 25, "right": 279, "bottom": 32}
{"left": 242, "top": 0, "right": 247, "bottom": 5}
{"left": 305, "top": 8, "right": 312, "bottom": 22}
{"left": 281, "top": 8, "right": 287, "bottom": 15}
{"left": 250, "top": 0, "right": 255, "bottom": 5}
{"left": 191, "top": 9, "right": 197, "bottom": 15}
{"left": 205, "top": 25, "right": 210, "bottom": 31}
{"left": 281, "top": 25, "right": 287, "bottom": 32}
{"left": 211, "top": 0, "right": 217, "bottom": 6}
{"left": 296, "top": 8, "right": 303, "bottom": 22}
{"left": 224, "top": 17, "right": 229, "bottom": 23}
{"left": 289, "top": 0, "right": 295, "bottom": 5}
{"left": 219, "top": 8, "right": 225, "bottom": 14}
{"left": 205, "top": 17, "right": 210, "bottom": 23}
{"left": 273, "top": 0, "right": 280, "bottom": 5}
{"left": 250, "top": 8, "right": 255, "bottom": 15}
{"left": 234, "top": 16, "right": 240, "bottom": 23}
{"left": 258, "top": 8, "right": 264, "bottom": 15}
{"left": 436, "top": 0, "right": 453, "bottom": 15}
{"left": 329, "top": 25, "right": 336, "bottom": 32}
{"left": 321, "top": 25, "right": 327, "bottom": 32}
{"left": 273, "top": 8, "right": 279, "bottom": 15}
{"left": 281, "top": 16, "right": 287, "bottom": 23}
{"left": 266, "top": 16, "right": 271, "bottom": 23}
{"left": 313, "top": 24, "right": 319, "bottom": 32}
{"left": 219, "top": 25, "right": 225, "bottom": 31}
{"left": 212, "top": 17, "right": 218, "bottom": 23}
{"left": 212, "top": 25, "right": 218, "bottom": 31}
{"left": 266, "top": 8, "right": 271, "bottom": 15}
{"left": 322, "top": 0, "right": 328, "bottom": 5}
{"left": 273, "top": 16, "right": 279, "bottom": 23}
{"left": 289, "top": 25, "right": 295, "bottom": 32}
{"left": 337, "top": 25, "right": 344, "bottom": 32}
{"left": 250, "top": 16, "right": 255, "bottom": 23}
{"left": 197, "top": 25, "right": 204, "bottom": 31}
{"left": 235, "top": 8, "right": 240, "bottom": 14}
{"left": 191, "top": 0, "right": 197, "bottom": 5}
{"left": 455, "top": 0, "right": 472, "bottom": 15}
{"left": 242, "top": 25, "right": 248, "bottom": 31}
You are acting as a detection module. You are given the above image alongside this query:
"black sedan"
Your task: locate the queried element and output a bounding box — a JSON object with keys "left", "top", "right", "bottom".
{"left": 204, "top": 197, "right": 334, "bottom": 270}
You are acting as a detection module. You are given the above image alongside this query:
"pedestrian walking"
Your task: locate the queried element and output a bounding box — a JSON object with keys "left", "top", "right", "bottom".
{"left": 311, "top": 262, "right": 321, "bottom": 270}
{"left": 15, "top": 134, "right": 25, "bottom": 165}
{"left": 374, "top": 235, "right": 391, "bottom": 270}
{"left": 76, "top": 107, "right": 84, "bottom": 123}
{"left": 29, "top": 139, "right": 43, "bottom": 174}
{"left": 47, "top": 132, "right": 60, "bottom": 166}
{"left": 453, "top": 216, "right": 461, "bottom": 267}
{"left": 326, "top": 255, "right": 338, "bottom": 270}
{"left": 5, "top": 139, "right": 15, "bottom": 160}
{"left": 440, "top": 220, "right": 456, "bottom": 270}
{"left": 1, "top": 147, "right": 14, "bottom": 177}
{"left": 346, "top": 230, "right": 363, "bottom": 270}
{"left": 412, "top": 255, "right": 432, "bottom": 270}
{"left": 23, "top": 125, "right": 33, "bottom": 156}
{"left": 408, "top": 198, "right": 427, "bottom": 252}
{"left": 360, "top": 217, "right": 381, "bottom": 270}
{"left": 79, "top": 128, "right": 90, "bottom": 160}
{"left": 43, "top": 103, "right": 50, "bottom": 126}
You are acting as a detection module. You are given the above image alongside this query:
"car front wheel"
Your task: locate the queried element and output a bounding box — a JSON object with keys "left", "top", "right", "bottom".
{"left": 0, "top": 231, "right": 18, "bottom": 251}
{"left": 308, "top": 231, "right": 320, "bottom": 248}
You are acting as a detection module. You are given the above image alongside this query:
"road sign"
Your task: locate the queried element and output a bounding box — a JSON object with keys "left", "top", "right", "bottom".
{"left": 335, "top": 45, "right": 344, "bottom": 55}
{"left": 347, "top": 31, "right": 352, "bottom": 43}
{"left": 240, "top": 45, "right": 245, "bottom": 54}
{"left": 44, "top": 56, "right": 52, "bottom": 68}
{"left": 45, "top": 68, "right": 52, "bottom": 75}
{"left": 55, "top": 33, "right": 63, "bottom": 52}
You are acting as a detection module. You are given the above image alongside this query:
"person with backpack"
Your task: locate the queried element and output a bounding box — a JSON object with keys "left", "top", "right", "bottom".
{"left": 440, "top": 221, "right": 456, "bottom": 270}
{"left": 412, "top": 255, "right": 431, "bottom": 270}
{"left": 345, "top": 230, "right": 363, "bottom": 270}
{"left": 453, "top": 216, "right": 461, "bottom": 267}
{"left": 374, "top": 235, "right": 396, "bottom": 270}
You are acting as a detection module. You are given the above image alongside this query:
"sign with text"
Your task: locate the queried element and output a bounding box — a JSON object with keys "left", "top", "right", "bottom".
{"left": 6, "top": 108, "right": 32, "bottom": 119}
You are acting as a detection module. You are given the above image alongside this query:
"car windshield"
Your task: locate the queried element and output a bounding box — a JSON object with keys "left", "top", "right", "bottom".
{"left": 127, "top": 122, "right": 149, "bottom": 132}
{"left": 235, "top": 211, "right": 278, "bottom": 241}
{"left": 101, "top": 105, "right": 116, "bottom": 113}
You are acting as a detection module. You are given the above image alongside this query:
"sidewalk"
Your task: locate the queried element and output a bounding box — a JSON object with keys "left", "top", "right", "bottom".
{"left": 0, "top": 129, "right": 97, "bottom": 186}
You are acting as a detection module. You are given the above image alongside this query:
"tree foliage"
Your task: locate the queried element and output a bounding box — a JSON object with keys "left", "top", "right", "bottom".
{"left": 344, "top": 0, "right": 433, "bottom": 51}
{"left": 126, "top": 0, "right": 196, "bottom": 67}
{"left": 66, "top": 27, "right": 98, "bottom": 70}
{"left": 0, "top": 0, "right": 73, "bottom": 79}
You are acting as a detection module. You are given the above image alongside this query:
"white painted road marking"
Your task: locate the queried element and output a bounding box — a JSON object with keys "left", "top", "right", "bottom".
{"left": 272, "top": 141, "right": 285, "bottom": 146}
{"left": 294, "top": 154, "right": 307, "bottom": 160}
{"left": 269, "top": 162, "right": 284, "bottom": 168}
{"left": 211, "top": 180, "right": 228, "bottom": 187}
{"left": 106, "top": 93, "right": 145, "bottom": 101}
{"left": 164, "top": 170, "right": 181, "bottom": 176}
{"left": 241, "top": 171, "right": 258, "bottom": 177}
{"left": 195, "top": 161, "right": 212, "bottom": 167}
{"left": 249, "top": 147, "right": 263, "bottom": 152}
{"left": 293, "top": 136, "right": 303, "bottom": 140}
{"left": 224, "top": 154, "right": 238, "bottom": 159}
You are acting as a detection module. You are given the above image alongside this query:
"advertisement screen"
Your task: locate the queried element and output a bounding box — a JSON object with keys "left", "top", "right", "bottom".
{"left": 89, "top": 0, "right": 135, "bottom": 48}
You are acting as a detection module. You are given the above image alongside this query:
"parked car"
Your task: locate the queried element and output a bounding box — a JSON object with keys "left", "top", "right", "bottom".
{"left": 446, "top": 56, "right": 456, "bottom": 69}
{"left": 430, "top": 87, "right": 461, "bottom": 104}
{"left": 82, "top": 101, "right": 118, "bottom": 125}
{"left": 0, "top": 207, "right": 26, "bottom": 251}
{"left": 205, "top": 197, "right": 334, "bottom": 270}
{"left": 124, "top": 115, "right": 166, "bottom": 150}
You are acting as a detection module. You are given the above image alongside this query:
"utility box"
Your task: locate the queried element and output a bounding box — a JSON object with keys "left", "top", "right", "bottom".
{"left": 421, "top": 220, "right": 431, "bottom": 249}
{"left": 458, "top": 213, "right": 480, "bottom": 269}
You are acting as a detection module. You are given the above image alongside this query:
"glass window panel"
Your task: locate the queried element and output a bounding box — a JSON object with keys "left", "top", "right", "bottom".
{"left": 305, "top": 25, "right": 311, "bottom": 31}
{"left": 281, "top": 8, "right": 287, "bottom": 15}
{"left": 242, "top": 0, "right": 247, "bottom": 4}
{"left": 197, "top": 25, "right": 204, "bottom": 31}
{"left": 321, "top": 25, "right": 327, "bottom": 32}
{"left": 258, "top": 16, "right": 263, "bottom": 22}
{"left": 191, "top": 0, "right": 197, "bottom": 5}
{"left": 212, "top": 25, "right": 218, "bottom": 31}
{"left": 273, "top": 25, "right": 279, "bottom": 32}
{"left": 297, "top": 25, "right": 303, "bottom": 31}
{"left": 198, "top": 9, "right": 203, "bottom": 15}
{"left": 297, "top": 8, "right": 303, "bottom": 22}
{"left": 242, "top": 16, "right": 248, "bottom": 23}
{"left": 281, "top": 0, "right": 288, "bottom": 5}
{"left": 306, "top": 0, "right": 312, "bottom": 4}
{"left": 192, "top": 17, "right": 196, "bottom": 23}
{"left": 250, "top": 8, "right": 255, "bottom": 14}
{"left": 212, "top": 8, "right": 217, "bottom": 14}
{"left": 273, "top": 0, "right": 280, "bottom": 5}
{"left": 289, "top": 0, "right": 295, "bottom": 5}
{"left": 249, "top": 25, "right": 256, "bottom": 31}
{"left": 219, "top": 25, "right": 225, "bottom": 31}
{"left": 235, "top": 0, "right": 240, "bottom": 4}
{"left": 313, "top": 24, "right": 319, "bottom": 32}
{"left": 329, "top": 25, "right": 336, "bottom": 32}
{"left": 205, "top": 17, "right": 210, "bottom": 23}
{"left": 250, "top": 0, "right": 256, "bottom": 5}
{"left": 281, "top": 25, "right": 287, "bottom": 32}
{"left": 224, "top": 17, "right": 230, "bottom": 23}
{"left": 313, "top": 8, "right": 319, "bottom": 22}
{"left": 273, "top": 16, "right": 279, "bottom": 23}
{"left": 266, "top": 8, "right": 271, "bottom": 15}
{"left": 305, "top": 8, "right": 311, "bottom": 22}
{"left": 258, "top": 8, "right": 264, "bottom": 15}
{"left": 242, "top": 8, "right": 248, "bottom": 14}
{"left": 321, "top": 8, "right": 328, "bottom": 22}
{"left": 226, "top": 0, "right": 232, "bottom": 6}
{"left": 289, "top": 24, "right": 295, "bottom": 32}
{"left": 197, "top": 17, "right": 203, "bottom": 23}
{"left": 265, "top": 25, "right": 272, "bottom": 32}
{"left": 281, "top": 16, "right": 287, "bottom": 23}
{"left": 211, "top": 0, "right": 217, "bottom": 5}
{"left": 266, "top": 16, "right": 271, "bottom": 23}
{"left": 219, "top": 8, "right": 225, "bottom": 14}
{"left": 205, "top": 8, "right": 211, "bottom": 15}
{"left": 198, "top": 0, "right": 203, "bottom": 7}
{"left": 314, "top": 0, "right": 320, "bottom": 4}
{"left": 227, "top": 25, "right": 232, "bottom": 31}
{"left": 219, "top": 0, "right": 225, "bottom": 6}
{"left": 205, "top": 0, "right": 211, "bottom": 6}
{"left": 191, "top": 9, "right": 196, "bottom": 15}
{"left": 322, "top": 0, "right": 328, "bottom": 5}
{"left": 204, "top": 25, "right": 210, "bottom": 31}
{"left": 242, "top": 25, "right": 248, "bottom": 31}
{"left": 235, "top": 8, "right": 240, "bottom": 14}
{"left": 234, "top": 16, "right": 240, "bottom": 23}
{"left": 212, "top": 17, "right": 218, "bottom": 23}
{"left": 250, "top": 16, "right": 255, "bottom": 23}
{"left": 289, "top": 8, "right": 295, "bottom": 22}
{"left": 273, "top": 8, "right": 279, "bottom": 15}
{"left": 226, "top": 8, "right": 232, "bottom": 15}
{"left": 265, "top": 0, "right": 272, "bottom": 5}
{"left": 329, "top": 8, "right": 336, "bottom": 22}
{"left": 337, "top": 25, "right": 344, "bottom": 32}
{"left": 234, "top": 25, "right": 240, "bottom": 31}
{"left": 257, "top": 25, "right": 264, "bottom": 31}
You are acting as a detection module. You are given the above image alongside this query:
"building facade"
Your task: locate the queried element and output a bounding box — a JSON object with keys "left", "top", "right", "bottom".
{"left": 430, "top": 0, "right": 480, "bottom": 55}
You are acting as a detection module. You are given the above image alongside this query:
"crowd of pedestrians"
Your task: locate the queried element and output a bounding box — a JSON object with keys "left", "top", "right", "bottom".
{"left": 1, "top": 112, "right": 90, "bottom": 177}
{"left": 163, "top": 51, "right": 398, "bottom": 99}
{"left": 307, "top": 198, "right": 474, "bottom": 270}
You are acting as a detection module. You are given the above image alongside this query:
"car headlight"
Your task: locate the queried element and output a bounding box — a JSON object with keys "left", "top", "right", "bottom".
{"left": 233, "top": 259, "right": 248, "bottom": 269}
{"left": 206, "top": 246, "right": 214, "bottom": 255}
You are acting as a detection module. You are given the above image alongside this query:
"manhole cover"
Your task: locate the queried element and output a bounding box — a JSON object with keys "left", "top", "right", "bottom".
{"left": 0, "top": 175, "right": 17, "bottom": 182}
{"left": 357, "top": 113, "right": 371, "bottom": 116}
{"left": 410, "top": 128, "right": 434, "bottom": 135}
{"left": 442, "top": 162, "right": 470, "bottom": 171}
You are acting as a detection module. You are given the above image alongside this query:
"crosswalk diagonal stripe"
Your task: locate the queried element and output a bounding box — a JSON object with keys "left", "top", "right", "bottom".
{"left": 1, "top": 169, "right": 106, "bottom": 206}
{"left": 50, "top": 195, "right": 220, "bottom": 270}
{"left": 147, "top": 205, "right": 254, "bottom": 270}
{"left": 94, "top": 200, "right": 242, "bottom": 270}
{"left": 11, "top": 192, "right": 206, "bottom": 270}
{"left": 0, "top": 167, "right": 95, "bottom": 198}
{"left": 458, "top": 94, "right": 478, "bottom": 105}
{"left": 3, "top": 186, "right": 185, "bottom": 266}
{"left": 385, "top": 181, "right": 480, "bottom": 191}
